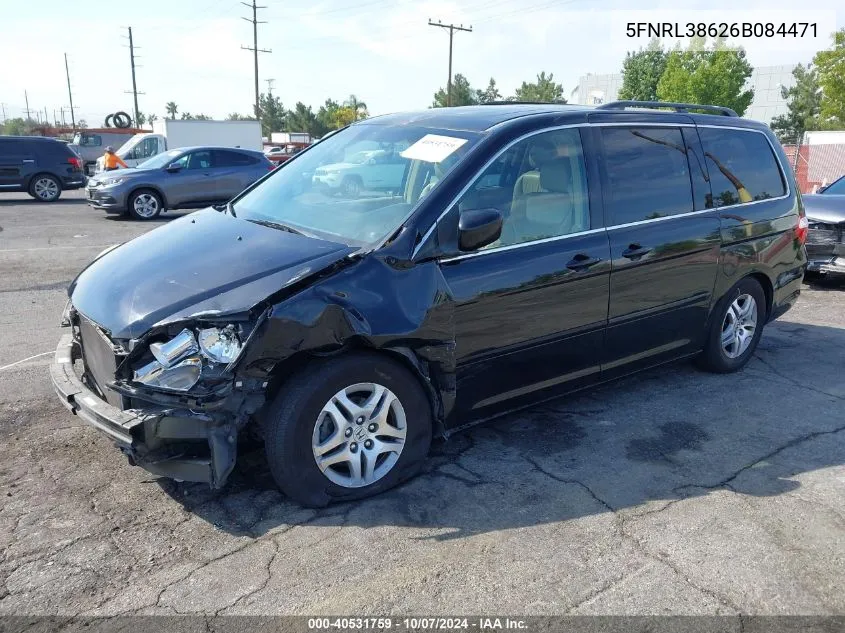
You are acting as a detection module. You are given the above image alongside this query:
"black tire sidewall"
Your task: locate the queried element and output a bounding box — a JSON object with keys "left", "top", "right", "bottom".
{"left": 128, "top": 189, "right": 162, "bottom": 220}
{"left": 704, "top": 278, "right": 767, "bottom": 372}
{"left": 29, "top": 174, "right": 61, "bottom": 202}
{"left": 265, "top": 354, "right": 432, "bottom": 507}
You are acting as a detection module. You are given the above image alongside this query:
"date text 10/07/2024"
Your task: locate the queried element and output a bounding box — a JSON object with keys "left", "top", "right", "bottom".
{"left": 626, "top": 22, "right": 817, "bottom": 38}
{"left": 307, "top": 618, "right": 528, "bottom": 630}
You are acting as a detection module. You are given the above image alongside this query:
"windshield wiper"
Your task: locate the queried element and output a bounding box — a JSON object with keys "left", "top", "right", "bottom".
{"left": 226, "top": 201, "right": 236, "bottom": 217}
{"left": 246, "top": 218, "right": 304, "bottom": 235}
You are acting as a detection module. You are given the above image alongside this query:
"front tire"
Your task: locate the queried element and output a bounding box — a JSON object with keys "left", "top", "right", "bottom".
{"left": 263, "top": 353, "right": 432, "bottom": 507}
{"left": 697, "top": 277, "right": 766, "bottom": 373}
{"left": 128, "top": 189, "right": 163, "bottom": 220}
{"left": 29, "top": 174, "right": 61, "bottom": 202}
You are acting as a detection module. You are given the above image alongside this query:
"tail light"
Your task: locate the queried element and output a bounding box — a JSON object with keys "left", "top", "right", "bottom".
{"left": 795, "top": 205, "right": 808, "bottom": 245}
{"left": 67, "top": 156, "right": 82, "bottom": 170}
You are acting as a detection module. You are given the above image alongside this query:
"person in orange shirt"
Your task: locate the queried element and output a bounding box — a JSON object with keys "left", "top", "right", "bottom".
{"left": 102, "top": 146, "right": 128, "bottom": 171}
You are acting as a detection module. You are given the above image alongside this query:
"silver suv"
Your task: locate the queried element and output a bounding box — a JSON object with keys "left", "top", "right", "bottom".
{"left": 85, "top": 146, "right": 274, "bottom": 220}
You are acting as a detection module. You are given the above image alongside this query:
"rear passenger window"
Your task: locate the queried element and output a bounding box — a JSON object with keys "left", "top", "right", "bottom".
{"left": 215, "top": 150, "right": 255, "bottom": 167}
{"left": 698, "top": 128, "right": 786, "bottom": 207}
{"left": 601, "top": 127, "right": 693, "bottom": 226}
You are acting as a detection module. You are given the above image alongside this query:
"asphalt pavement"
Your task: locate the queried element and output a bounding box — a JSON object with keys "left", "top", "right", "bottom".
{"left": 1, "top": 190, "right": 844, "bottom": 616}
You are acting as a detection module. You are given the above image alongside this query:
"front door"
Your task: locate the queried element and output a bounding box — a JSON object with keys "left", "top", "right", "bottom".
{"left": 439, "top": 127, "right": 611, "bottom": 420}
{"left": 597, "top": 125, "right": 721, "bottom": 376}
{"left": 166, "top": 149, "right": 218, "bottom": 206}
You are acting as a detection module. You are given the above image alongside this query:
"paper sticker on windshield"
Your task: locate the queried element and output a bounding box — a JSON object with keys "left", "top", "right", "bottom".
{"left": 401, "top": 134, "right": 468, "bottom": 163}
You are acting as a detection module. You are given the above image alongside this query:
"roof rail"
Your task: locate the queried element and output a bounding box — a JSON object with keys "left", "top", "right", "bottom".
{"left": 478, "top": 100, "right": 572, "bottom": 106}
{"left": 596, "top": 100, "right": 739, "bottom": 117}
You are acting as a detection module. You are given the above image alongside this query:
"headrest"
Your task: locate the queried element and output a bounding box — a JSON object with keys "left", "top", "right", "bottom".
{"left": 540, "top": 159, "right": 572, "bottom": 193}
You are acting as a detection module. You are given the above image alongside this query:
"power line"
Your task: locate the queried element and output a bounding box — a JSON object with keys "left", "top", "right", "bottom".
{"left": 241, "top": 0, "right": 271, "bottom": 122}
{"left": 64, "top": 54, "right": 76, "bottom": 129}
{"left": 427, "top": 20, "right": 473, "bottom": 107}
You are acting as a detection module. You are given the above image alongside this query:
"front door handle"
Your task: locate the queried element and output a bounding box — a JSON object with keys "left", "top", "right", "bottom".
{"left": 566, "top": 253, "right": 602, "bottom": 271}
{"left": 622, "top": 243, "right": 652, "bottom": 260}
{"left": 22, "top": 159, "right": 35, "bottom": 164}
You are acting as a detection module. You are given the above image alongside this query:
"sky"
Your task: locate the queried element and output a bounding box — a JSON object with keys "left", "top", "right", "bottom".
{"left": 0, "top": 0, "right": 842, "bottom": 127}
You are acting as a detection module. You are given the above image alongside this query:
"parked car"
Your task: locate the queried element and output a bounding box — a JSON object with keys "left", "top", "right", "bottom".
{"left": 52, "top": 101, "right": 807, "bottom": 507}
{"left": 0, "top": 136, "right": 86, "bottom": 201}
{"left": 85, "top": 146, "right": 274, "bottom": 220}
{"left": 803, "top": 179, "right": 845, "bottom": 276}
{"left": 264, "top": 144, "right": 308, "bottom": 164}
{"left": 312, "top": 148, "right": 407, "bottom": 196}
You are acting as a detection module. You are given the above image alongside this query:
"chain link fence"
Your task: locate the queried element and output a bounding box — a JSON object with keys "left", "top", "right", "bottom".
{"left": 781, "top": 135, "right": 845, "bottom": 194}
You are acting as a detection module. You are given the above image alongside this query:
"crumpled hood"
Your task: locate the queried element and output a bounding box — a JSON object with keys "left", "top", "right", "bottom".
{"left": 803, "top": 194, "right": 845, "bottom": 224}
{"left": 70, "top": 209, "right": 355, "bottom": 339}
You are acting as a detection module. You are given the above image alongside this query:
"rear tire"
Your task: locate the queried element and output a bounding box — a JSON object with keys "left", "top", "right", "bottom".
{"left": 697, "top": 277, "right": 766, "bottom": 373}
{"left": 263, "top": 353, "right": 432, "bottom": 507}
{"left": 128, "top": 189, "right": 163, "bottom": 220}
{"left": 29, "top": 174, "right": 61, "bottom": 202}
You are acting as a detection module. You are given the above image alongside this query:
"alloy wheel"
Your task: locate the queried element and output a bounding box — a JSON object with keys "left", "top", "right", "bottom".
{"left": 311, "top": 382, "right": 407, "bottom": 488}
{"left": 721, "top": 293, "right": 758, "bottom": 359}
{"left": 133, "top": 193, "right": 159, "bottom": 218}
{"left": 34, "top": 177, "right": 59, "bottom": 201}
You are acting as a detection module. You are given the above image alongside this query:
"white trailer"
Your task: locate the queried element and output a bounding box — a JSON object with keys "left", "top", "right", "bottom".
{"left": 96, "top": 120, "right": 263, "bottom": 171}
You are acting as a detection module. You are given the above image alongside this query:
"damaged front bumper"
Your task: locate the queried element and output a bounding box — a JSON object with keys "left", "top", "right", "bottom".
{"left": 50, "top": 333, "right": 239, "bottom": 487}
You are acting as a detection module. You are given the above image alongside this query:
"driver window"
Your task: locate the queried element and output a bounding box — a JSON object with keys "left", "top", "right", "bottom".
{"left": 456, "top": 128, "right": 590, "bottom": 249}
{"left": 141, "top": 138, "right": 158, "bottom": 158}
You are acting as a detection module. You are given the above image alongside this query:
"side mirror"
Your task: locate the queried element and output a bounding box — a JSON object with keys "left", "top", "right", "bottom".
{"left": 166, "top": 164, "right": 182, "bottom": 173}
{"left": 458, "top": 208, "right": 503, "bottom": 251}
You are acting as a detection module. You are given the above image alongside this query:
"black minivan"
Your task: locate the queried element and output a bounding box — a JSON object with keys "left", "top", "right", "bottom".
{"left": 0, "top": 136, "right": 86, "bottom": 201}
{"left": 52, "top": 101, "right": 807, "bottom": 507}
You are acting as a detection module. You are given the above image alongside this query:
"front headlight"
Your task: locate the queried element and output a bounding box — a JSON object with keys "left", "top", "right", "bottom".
{"left": 101, "top": 177, "right": 126, "bottom": 187}
{"left": 132, "top": 326, "right": 245, "bottom": 392}
{"left": 198, "top": 326, "right": 242, "bottom": 364}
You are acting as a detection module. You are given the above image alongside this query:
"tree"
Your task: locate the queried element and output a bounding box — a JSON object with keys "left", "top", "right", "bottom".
{"left": 226, "top": 112, "right": 254, "bottom": 121}
{"left": 432, "top": 74, "right": 478, "bottom": 107}
{"left": 259, "top": 92, "right": 286, "bottom": 134}
{"left": 147, "top": 114, "right": 158, "bottom": 128}
{"left": 513, "top": 72, "right": 566, "bottom": 103}
{"left": 618, "top": 38, "right": 668, "bottom": 101}
{"left": 476, "top": 78, "right": 502, "bottom": 103}
{"left": 770, "top": 64, "right": 822, "bottom": 142}
{"left": 317, "top": 99, "right": 344, "bottom": 133}
{"left": 180, "top": 112, "right": 194, "bottom": 120}
{"left": 286, "top": 102, "right": 322, "bottom": 136}
{"left": 194, "top": 114, "right": 212, "bottom": 120}
{"left": 165, "top": 102, "right": 178, "bottom": 119}
{"left": 1, "top": 118, "right": 33, "bottom": 135}
{"left": 814, "top": 28, "right": 845, "bottom": 127}
{"left": 344, "top": 94, "right": 368, "bottom": 120}
{"left": 77, "top": 119, "right": 88, "bottom": 129}
{"left": 656, "top": 38, "right": 754, "bottom": 116}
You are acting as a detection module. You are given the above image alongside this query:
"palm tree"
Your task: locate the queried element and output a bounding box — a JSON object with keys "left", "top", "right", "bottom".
{"left": 165, "top": 102, "right": 178, "bottom": 120}
{"left": 344, "top": 94, "right": 368, "bottom": 120}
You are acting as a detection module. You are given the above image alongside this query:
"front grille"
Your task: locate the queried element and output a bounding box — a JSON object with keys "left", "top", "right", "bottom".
{"left": 78, "top": 315, "right": 123, "bottom": 408}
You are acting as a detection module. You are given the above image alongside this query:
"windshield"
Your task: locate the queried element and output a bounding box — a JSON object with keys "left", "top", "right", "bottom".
{"left": 232, "top": 123, "right": 481, "bottom": 246}
{"left": 822, "top": 176, "right": 845, "bottom": 195}
{"left": 137, "top": 149, "right": 182, "bottom": 170}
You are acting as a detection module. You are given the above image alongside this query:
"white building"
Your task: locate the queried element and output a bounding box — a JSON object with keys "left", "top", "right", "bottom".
{"left": 574, "top": 65, "right": 797, "bottom": 125}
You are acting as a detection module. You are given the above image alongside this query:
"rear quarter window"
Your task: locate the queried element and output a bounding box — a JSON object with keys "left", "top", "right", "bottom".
{"left": 35, "top": 140, "right": 75, "bottom": 161}
{"left": 698, "top": 127, "right": 786, "bottom": 207}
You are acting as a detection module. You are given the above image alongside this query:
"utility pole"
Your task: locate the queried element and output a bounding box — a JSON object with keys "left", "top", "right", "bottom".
{"left": 127, "top": 27, "right": 141, "bottom": 127}
{"left": 64, "top": 54, "right": 76, "bottom": 129}
{"left": 60, "top": 107, "right": 67, "bottom": 127}
{"left": 24, "top": 90, "right": 31, "bottom": 121}
{"left": 241, "top": 0, "right": 271, "bottom": 122}
{"left": 428, "top": 20, "right": 473, "bottom": 107}
{"left": 1, "top": 103, "right": 6, "bottom": 123}
{"left": 44, "top": 106, "right": 49, "bottom": 126}
{"left": 265, "top": 78, "right": 275, "bottom": 95}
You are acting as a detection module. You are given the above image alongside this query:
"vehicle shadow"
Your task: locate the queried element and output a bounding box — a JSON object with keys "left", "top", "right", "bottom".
{"left": 158, "top": 319, "right": 845, "bottom": 540}
{"left": 0, "top": 198, "right": 85, "bottom": 206}
{"left": 803, "top": 272, "right": 845, "bottom": 291}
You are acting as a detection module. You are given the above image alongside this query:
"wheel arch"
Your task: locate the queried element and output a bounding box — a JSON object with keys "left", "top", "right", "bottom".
{"left": 126, "top": 185, "right": 168, "bottom": 212}
{"left": 259, "top": 341, "right": 447, "bottom": 438}
{"left": 26, "top": 171, "right": 62, "bottom": 191}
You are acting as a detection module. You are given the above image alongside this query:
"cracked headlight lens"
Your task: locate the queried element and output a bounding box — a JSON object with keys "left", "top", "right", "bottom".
{"left": 198, "top": 326, "right": 242, "bottom": 364}
{"left": 133, "top": 356, "right": 201, "bottom": 391}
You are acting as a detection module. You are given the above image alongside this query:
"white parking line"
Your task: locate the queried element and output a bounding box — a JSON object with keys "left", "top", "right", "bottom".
{"left": 0, "top": 351, "right": 54, "bottom": 372}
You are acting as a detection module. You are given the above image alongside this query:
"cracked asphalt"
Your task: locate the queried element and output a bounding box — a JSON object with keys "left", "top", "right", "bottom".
{"left": 1, "top": 191, "right": 844, "bottom": 616}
